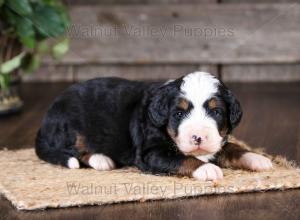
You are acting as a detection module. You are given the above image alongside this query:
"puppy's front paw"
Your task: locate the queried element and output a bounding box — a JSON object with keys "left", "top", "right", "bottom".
{"left": 192, "top": 163, "right": 223, "bottom": 181}
{"left": 240, "top": 152, "right": 273, "bottom": 171}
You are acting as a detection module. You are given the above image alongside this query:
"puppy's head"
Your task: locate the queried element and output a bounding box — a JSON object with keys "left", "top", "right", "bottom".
{"left": 148, "top": 72, "right": 242, "bottom": 156}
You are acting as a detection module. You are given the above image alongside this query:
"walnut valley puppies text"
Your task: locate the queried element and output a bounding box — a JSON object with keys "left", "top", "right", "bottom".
{"left": 66, "top": 181, "right": 235, "bottom": 197}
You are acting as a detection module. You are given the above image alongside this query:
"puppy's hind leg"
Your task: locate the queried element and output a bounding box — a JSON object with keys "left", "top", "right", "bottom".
{"left": 80, "top": 153, "right": 116, "bottom": 171}
{"left": 35, "top": 128, "right": 82, "bottom": 169}
{"left": 35, "top": 133, "right": 80, "bottom": 169}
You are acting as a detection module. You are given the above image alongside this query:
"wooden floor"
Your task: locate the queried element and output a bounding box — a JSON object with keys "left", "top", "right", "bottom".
{"left": 0, "top": 82, "right": 300, "bottom": 220}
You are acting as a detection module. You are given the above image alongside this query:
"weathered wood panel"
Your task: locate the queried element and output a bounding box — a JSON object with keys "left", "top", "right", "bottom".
{"left": 222, "top": 64, "right": 300, "bottom": 82}
{"left": 22, "top": 64, "right": 216, "bottom": 82}
{"left": 22, "top": 65, "right": 74, "bottom": 82}
{"left": 74, "top": 64, "right": 217, "bottom": 81}
{"left": 54, "top": 4, "right": 300, "bottom": 64}
{"left": 63, "top": 0, "right": 217, "bottom": 5}
{"left": 222, "top": 1, "right": 299, "bottom": 3}
{"left": 26, "top": 63, "right": 300, "bottom": 82}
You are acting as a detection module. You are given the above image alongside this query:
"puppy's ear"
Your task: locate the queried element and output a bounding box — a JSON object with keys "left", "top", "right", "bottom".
{"left": 148, "top": 87, "right": 171, "bottom": 127}
{"left": 222, "top": 86, "right": 243, "bottom": 130}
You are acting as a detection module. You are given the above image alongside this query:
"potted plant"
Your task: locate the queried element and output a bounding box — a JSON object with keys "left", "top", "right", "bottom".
{"left": 0, "top": 0, "right": 70, "bottom": 115}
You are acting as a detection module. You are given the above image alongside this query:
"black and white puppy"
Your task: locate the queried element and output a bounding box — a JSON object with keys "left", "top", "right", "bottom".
{"left": 35, "top": 72, "right": 272, "bottom": 181}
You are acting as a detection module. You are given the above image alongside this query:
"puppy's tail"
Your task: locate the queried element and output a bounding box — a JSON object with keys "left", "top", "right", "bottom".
{"left": 35, "top": 129, "right": 80, "bottom": 169}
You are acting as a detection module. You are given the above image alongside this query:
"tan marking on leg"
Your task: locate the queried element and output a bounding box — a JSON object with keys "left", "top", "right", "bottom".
{"left": 74, "top": 134, "right": 88, "bottom": 154}
{"left": 80, "top": 153, "right": 92, "bottom": 166}
{"left": 216, "top": 142, "right": 249, "bottom": 168}
{"left": 177, "top": 157, "right": 204, "bottom": 177}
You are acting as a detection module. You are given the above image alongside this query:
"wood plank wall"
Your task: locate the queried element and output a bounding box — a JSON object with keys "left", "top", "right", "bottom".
{"left": 23, "top": 0, "right": 300, "bottom": 82}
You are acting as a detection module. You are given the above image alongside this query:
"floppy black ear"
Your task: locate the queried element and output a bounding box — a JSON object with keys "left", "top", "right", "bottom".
{"left": 223, "top": 87, "right": 243, "bottom": 130}
{"left": 148, "top": 87, "right": 171, "bottom": 127}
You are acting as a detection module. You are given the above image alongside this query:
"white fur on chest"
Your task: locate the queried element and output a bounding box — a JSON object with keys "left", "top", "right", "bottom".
{"left": 196, "top": 153, "right": 215, "bottom": 163}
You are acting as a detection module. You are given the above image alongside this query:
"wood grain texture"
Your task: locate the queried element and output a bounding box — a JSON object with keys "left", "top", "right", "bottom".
{"left": 0, "top": 83, "right": 70, "bottom": 148}
{"left": 1, "top": 190, "right": 300, "bottom": 220}
{"left": 74, "top": 64, "right": 217, "bottom": 81}
{"left": 22, "top": 65, "right": 74, "bottom": 82}
{"left": 24, "top": 63, "right": 300, "bottom": 82}
{"left": 63, "top": 0, "right": 217, "bottom": 5}
{"left": 223, "top": 0, "right": 299, "bottom": 3}
{"left": 229, "top": 83, "right": 300, "bottom": 162}
{"left": 0, "top": 82, "right": 299, "bottom": 219}
{"left": 222, "top": 64, "right": 300, "bottom": 82}
{"left": 50, "top": 4, "right": 300, "bottom": 64}
{"left": 23, "top": 64, "right": 217, "bottom": 82}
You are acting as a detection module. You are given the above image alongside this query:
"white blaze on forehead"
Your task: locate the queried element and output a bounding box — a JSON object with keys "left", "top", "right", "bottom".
{"left": 176, "top": 72, "right": 222, "bottom": 154}
{"left": 180, "top": 72, "right": 219, "bottom": 105}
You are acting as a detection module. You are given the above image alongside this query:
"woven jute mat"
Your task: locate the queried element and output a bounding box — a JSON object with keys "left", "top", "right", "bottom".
{"left": 1, "top": 137, "right": 300, "bottom": 210}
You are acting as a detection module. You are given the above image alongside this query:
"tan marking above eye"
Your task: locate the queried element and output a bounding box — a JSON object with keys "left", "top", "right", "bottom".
{"left": 208, "top": 98, "right": 227, "bottom": 110}
{"left": 208, "top": 98, "right": 218, "bottom": 109}
{"left": 178, "top": 98, "right": 189, "bottom": 110}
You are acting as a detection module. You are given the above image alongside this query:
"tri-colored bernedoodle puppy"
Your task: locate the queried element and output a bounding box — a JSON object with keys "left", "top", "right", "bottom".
{"left": 36, "top": 72, "right": 272, "bottom": 181}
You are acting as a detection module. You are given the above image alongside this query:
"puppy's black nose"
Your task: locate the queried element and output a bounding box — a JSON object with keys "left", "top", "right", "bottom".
{"left": 192, "top": 135, "right": 202, "bottom": 145}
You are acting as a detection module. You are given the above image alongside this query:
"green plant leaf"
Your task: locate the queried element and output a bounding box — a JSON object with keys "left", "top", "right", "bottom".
{"left": 5, "top": 0, "right": 32, "bottom": 16}
{"left": 15, "top": 17, "right": 35, "bottom": 48}
{"left": 41, "top": 0, "right": 59, "bottom": 6}
{"left": 36, "top": 40, "right": 49, "bottom": 53}
{"left": 32, "top": 3, "right": 69, "bottom": 39}
{"left": 22, "top": 53, "right": 41, "bottom": 74}
{"left": 0, "top": 0, "right": 4, "bottom": 7}
{"left": 3, "top": 7, "right": 19, "bottom": 25}
{"left": 0, "top": 52, "right": 26, "bottom": 74}
{"left": 19, "top": 35, "right": 35, "bottom": 49}
{"left": 0, "top": 74, "right": 11, "bottom": 90}
{"left": 52, "top": 38, "right": 69, "bottom": 59}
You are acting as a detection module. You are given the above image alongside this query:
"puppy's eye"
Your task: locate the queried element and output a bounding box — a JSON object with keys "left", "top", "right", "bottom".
{"left": 212, "top": 108, "right": 222, "bottom": 117}
{"left": 175, "top": 111, "right": 184, "bottom": 119}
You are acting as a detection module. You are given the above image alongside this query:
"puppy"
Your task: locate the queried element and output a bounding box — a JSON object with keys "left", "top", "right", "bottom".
{"left": 35, "top": 72, "right": 272, "bottom": 181}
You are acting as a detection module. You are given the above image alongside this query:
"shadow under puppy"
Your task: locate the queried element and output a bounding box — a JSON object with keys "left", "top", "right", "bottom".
{"left": 35, "top": 72, "right": 272, "bottom": 181}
